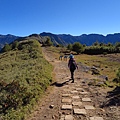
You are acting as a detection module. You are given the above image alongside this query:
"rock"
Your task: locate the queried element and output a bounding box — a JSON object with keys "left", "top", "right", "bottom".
{"left": 62, "top": 111, "right": 66, "bottom": 115}
{"left": 105, "top": 76, "right": 108, "bottom": 81}
{"left": 52, "top": 115, "right": 55, "bottom": 119}
{"left": 49, "top": 105, "right": 54, "bottom": 109}
{"left": 88, "top": 81, "right": 95, "bottom": 86}
{"left": 91, "top": 66, "right": 100, "bottom": 75}
{"left": 96, "top": 82, "right": 104, "bottom": 87}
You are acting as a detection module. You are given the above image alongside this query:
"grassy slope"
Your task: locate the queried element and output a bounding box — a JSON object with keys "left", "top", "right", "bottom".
{"left": 0, "top": 40, "right": 53, "bottom": 120}
{"left": 76, "top": 54, "right": 120, "bottom": 84}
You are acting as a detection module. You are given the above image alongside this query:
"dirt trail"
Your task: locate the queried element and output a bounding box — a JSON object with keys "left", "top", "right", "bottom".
{"left": 28, "top": 47, "right": 120, "bottom": 120}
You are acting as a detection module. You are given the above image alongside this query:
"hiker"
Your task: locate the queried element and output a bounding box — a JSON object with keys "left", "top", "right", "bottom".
{"left": 68, "top": 54, "right": 78, "bottom": 83}
{"left": 64, "top": 55, "right": 68, "bottom": 61}
{"left": 59, "top": 55, "right": 63, "bottom": 60}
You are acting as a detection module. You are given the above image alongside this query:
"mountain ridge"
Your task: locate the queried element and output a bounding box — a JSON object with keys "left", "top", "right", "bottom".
{"left": 40, "top": 32, "right": 120, "bottom": 46}
{"left": 0, "top": 32, "right": 120, "bottom": 49}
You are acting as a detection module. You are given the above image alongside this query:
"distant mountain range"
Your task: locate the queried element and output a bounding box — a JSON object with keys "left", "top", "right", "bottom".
{"left": 0, "top": 34, "right": 19, "bottom": 49}
{"left": 40, "top": 32, "right": 120, "bottom": 46}
{"left": 0, "top": 32, "right": 120, "bottom": 49}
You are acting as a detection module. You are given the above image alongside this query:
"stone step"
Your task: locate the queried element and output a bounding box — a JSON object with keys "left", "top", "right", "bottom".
{"left": 90, "top": 116, "right": 104, "bottom": 120}
{"left": 71, "top": 90, "right": 78, "bottom": 94}
{"left": 61, "top": 105, "right": 72, "bottom": 110}
{"left": 79, "top": 91, "right": 89, "bottom": 95}
{"left": 72, "top": 102, "right": 82, "bottom": 106}
{"left": 72, "top": 95, "right": 80, "bottom": 99}
{"left": 74, "top": 108, "right": 87, "bottom": 115}
{"left": 62, "top": 98, "right": 72, "bottom": 103}
{"left": 65, "top": 115, "right": 74, "bottom": 120}
{"left": 75, "top": 88, "right": 84, "bottom": 91}
{"left": 84, "top": 105, "right": 95, "bottom": 109}
{"left": 60, "top": 77, "right": 104, "bottom": 120}
{"left": 62, "top": 94, "right": 72, "bottom": 97}
{"left": 82, "top": 98, "right": 92, "bottom": 102}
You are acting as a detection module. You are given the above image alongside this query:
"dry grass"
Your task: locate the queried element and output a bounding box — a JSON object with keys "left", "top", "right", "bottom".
{"left": 75, "top": 53, "right": 120, "bottom": 82}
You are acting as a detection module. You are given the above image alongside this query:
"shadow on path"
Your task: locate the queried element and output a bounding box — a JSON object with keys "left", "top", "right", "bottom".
{"left": 51, "top": 79, "right": 71, "bottom": 87}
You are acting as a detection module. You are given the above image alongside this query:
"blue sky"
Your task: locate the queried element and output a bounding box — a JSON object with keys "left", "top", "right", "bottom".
{"left": 0, "top": 0, "right": 120, "bottom": 36}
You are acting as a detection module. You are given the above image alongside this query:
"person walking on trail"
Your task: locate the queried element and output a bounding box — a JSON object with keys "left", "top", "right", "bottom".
{"left": 68, "top": 54, "right": 78, "bottom": 83}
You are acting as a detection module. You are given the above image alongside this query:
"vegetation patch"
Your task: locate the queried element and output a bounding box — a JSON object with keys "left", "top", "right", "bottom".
{"left": 0, "top": 40, "right": 53, "bottom": 120}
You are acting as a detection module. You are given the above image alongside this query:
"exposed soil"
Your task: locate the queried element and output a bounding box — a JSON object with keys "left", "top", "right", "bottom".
{"left": 27, "top": 47, "right": 120, "bottom": 120}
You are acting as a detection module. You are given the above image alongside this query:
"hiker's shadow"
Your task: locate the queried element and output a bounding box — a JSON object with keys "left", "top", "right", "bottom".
{"left": 101, "top": 86, "right": 120, "bottom": 107}
{"left": 51, "top": 79, "right": 71, "bottom": 87}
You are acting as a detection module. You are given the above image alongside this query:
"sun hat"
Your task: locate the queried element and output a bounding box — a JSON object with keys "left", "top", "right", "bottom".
{"left": 69, "top": 54, "right": 74, "bottom": 58}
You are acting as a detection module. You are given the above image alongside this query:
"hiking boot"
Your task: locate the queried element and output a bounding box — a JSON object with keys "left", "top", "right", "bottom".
{"left": 71, "top": 79, "right": 74, "bottom": 83}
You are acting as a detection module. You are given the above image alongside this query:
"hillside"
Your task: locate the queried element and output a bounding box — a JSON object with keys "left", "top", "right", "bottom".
{"left": 0, "top": 39, "right": 53, "bottom": 120}
{"left": 0, "top": 34, "right": 47, "bottom": 50}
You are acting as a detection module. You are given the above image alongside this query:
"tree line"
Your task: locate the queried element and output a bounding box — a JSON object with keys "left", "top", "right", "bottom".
{"left": 67, "top": 41, "right": 120, "bottom": 55}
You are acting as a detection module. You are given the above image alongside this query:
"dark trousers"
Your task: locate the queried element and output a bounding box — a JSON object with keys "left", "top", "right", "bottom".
{"left": 70, "top": 69, "right": 74, "bottom": 81}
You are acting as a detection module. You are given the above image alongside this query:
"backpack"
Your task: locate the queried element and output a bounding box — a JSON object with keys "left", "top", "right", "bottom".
{"left": 70, "top": 60, "right": 76, "bottom": 70}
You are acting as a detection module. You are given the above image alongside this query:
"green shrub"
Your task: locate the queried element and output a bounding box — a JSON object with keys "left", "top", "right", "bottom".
{"left": 72, "top": 42, "right": 84, "bottom": 54}
{"left": 12, "top": 41, "right": 19, "bottom": 49}
{"left": 2, "top": 44, "right": 12, "bottom": 52}
{"left": 67, "top": 44, "right": 73, "bottom": 51}
{"left": 103, "top": 52, "right": 107, "bottom": 55}
{"left": 44, "top": 37, "right": 53, "bottom": 46}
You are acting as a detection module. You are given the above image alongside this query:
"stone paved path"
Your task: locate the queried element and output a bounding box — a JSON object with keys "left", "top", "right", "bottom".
{"left": 59, "top": 80, "right": 104, "bottom": 120}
